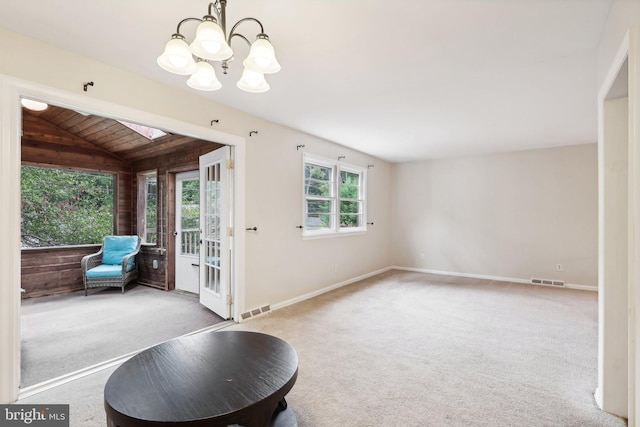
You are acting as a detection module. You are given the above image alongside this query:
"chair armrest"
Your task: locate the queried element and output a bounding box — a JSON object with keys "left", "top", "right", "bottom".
{"left": 121, "top": 246, "right": 141, "bottom": 273}
{"left": 81, "top": 249, "right": 103, "bottom": 272}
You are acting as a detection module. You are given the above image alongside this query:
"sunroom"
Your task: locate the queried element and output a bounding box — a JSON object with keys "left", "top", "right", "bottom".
{"left": 20, "top": 101, "right": 225, "bottom": 299}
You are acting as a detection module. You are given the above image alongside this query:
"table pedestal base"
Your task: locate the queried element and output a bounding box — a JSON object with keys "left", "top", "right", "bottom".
{"left": 271, "top": 405, "right": 297, "bottom": 427}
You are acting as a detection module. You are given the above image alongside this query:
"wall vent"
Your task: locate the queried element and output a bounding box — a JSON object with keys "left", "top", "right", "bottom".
{"left": 240, "top": 304, "right": 271, "bottom": 320}
{"left": 531, "top": 278, "right": 565, "bottom": 287}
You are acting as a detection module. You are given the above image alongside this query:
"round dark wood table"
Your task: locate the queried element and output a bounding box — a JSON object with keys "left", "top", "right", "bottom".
{"left": 104, "top": 331, "right": 298, "bottom": 427}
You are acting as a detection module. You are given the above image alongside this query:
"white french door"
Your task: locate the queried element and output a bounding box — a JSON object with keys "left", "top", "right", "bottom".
{"left": 199, "top": 146, "right": 232, "bottom": 319}
{"left": 175, "top": 170, "right": 200, "bottom": 294}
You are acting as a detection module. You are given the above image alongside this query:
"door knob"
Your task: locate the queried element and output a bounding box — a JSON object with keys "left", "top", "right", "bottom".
{"left": 173, "top": 231, "right": 178, "bottom": 236}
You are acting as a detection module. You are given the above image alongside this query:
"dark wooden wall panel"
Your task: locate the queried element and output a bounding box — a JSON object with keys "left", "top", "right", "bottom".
{"left": 21, "top": 246, "right": 100, "bottom": 298}
{"left": 117, "top": 172, "right": 132, "bottom": 235}
{"left": 137, "top": 251, "right": 166, "bottom": 289}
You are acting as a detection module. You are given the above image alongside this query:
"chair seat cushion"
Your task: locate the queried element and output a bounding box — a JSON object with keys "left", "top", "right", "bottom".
{"left": 86, "top": 263, "right": 135, "bottom": 278}
{"left": 102, "top": 236, "right": 138, "bottom": 265}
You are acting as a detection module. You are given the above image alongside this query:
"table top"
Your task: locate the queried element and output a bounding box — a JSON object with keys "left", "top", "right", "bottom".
{"left": 104, "top": 331, "right": 298, "bottom": 426}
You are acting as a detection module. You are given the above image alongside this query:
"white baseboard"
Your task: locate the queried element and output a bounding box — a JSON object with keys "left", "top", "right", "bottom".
{"left": 392, "top": 266, "right": 598, "bottom": 292}
{"left": 251, "top": 265, "right": 597, "bottom": 322}
{"left": 594, "top": 387, "right": 603, "bottom": 410}
{"left": 270, "top": 267, "right": 393, "bottom": 312}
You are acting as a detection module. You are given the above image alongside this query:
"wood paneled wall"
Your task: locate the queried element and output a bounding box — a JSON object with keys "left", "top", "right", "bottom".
{"left": 21, "top": 246, "right": 100, "bottom": 297}
{"left": 21, "top": 114, "right": 132, "bottom": 298}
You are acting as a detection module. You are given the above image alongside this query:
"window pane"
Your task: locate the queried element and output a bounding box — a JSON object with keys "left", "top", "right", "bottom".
{"left": 340, "top": 200, "right": 360, "bottom": 213}
{"left": 181, "top": 180, "right": 200, "bottom": 231}
{"left": 305, "top": 179, "right": 331, "bottom": 197}
{"left": 305, "top": 164, "right": 331, "bottom": 181}
{"left": 21, "top": 166, "right": 114, "bottom": 247}
{"left": 144, "top": 174, "right": 157, "bottom": 244}
{"left": 339, "top": 171, "right": 360, "bottom": 199}
{"left": 307, "top": 199, "right": 332, "bottom": 214}
{"left": 340, "top": 170, "right": 360, "bottom": 185}
{"left": 306, "top": 199, "right": 333, "bottom": 230}
{"left": 306, "top": 214, "right": 333, "bottom": 230}
{"left": 340, "top": 200, "right": 361, "bottom": 228}
{"left": 180, "top": 179, "right": 199, "bottom": 256}
{"left": 340, "top": 214, "right": 362, "bottom": 228}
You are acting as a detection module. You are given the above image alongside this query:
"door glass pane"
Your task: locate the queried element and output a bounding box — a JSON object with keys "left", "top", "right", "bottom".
{"left": 180, "top": 178, "right": 199, "bottom": 256}
{"left": 204, "top": 163, "right": 221, "bottom": 294}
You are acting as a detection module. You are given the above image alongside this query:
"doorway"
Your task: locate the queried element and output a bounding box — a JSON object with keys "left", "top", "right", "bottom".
{"left": 0, "top": 80, "right": 247, "bottom": 403}
{"left": 175, "top": 170, "right": 200, "bottom": 294}
{"left": 17, "top": 102, "right": 237, "bottom": 393}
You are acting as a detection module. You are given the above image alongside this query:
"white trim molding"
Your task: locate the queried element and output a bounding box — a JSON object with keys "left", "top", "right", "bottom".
{"left": 0, "top": 78, "right": 23, "bottom": 404}
{"left": 270, "top": 267, "right": 392, "bottom": 312}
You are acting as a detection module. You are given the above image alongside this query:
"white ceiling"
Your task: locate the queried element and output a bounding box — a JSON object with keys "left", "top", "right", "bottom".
{"left": 0, "top": 0, "right": 612, "bottom": 163}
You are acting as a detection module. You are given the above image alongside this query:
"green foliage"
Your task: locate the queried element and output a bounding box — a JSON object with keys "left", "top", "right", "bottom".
{"left": 339, "top": 171, "right": 360, "bottom": 228}
{"left": 304, "top": 164, "right": 331, "bottom": 197}
{"left": 21, "top": 166, "right": 115, "bottom": 247}
{"left": 182, "top": 179, "right": 200, "bottom": 204}
{"left": 304, "top": 164, "right": 332, "bottom": 229}
{"left": 144, "top": 175, "right": 157, "bottom": 244}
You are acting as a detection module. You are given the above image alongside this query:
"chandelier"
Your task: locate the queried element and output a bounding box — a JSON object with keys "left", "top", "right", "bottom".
{"left": 157, "top": 0, "right": 280, "bottom": 93}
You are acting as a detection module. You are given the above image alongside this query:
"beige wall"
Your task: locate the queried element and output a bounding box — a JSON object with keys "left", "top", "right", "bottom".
{"left": 0, "top": 27, "right": 392, "bottom": 315}
{"left": 391, "top": 144, "right": 598, "bottom": 286}
{"left": 244, "top": 122, "right": 392, "bottom": 310}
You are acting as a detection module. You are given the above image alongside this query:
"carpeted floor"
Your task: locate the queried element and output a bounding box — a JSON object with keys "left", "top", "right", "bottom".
{"left": 229, "top": 270, "right": 625, "bottom": 426}
{"left": 20, "top": 284, "right": 224, "bottom": 387}
{"left": 18, "top": 271, "right": 627, "bottom": 426}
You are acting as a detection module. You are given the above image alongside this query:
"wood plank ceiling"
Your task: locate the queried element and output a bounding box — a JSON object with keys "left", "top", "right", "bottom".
{"left": 22, "top": 104, "right": 213, "bottom": 163}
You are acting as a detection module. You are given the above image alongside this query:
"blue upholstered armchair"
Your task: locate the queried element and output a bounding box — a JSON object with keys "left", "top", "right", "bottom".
{"left": 81, "top": 236, "right": 142, "bottom": 296}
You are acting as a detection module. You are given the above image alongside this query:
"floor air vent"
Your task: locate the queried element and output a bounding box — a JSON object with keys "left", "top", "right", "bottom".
{"left": 531, "top": 278, "right": 565, "bottom": 287}
{"left": 241, "top": 305, "right": 271, "bottom": 320}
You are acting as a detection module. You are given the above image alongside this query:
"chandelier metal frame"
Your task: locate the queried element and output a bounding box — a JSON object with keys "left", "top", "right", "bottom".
{"left": 157, "top": 0, "right": 280, "bottom": 93}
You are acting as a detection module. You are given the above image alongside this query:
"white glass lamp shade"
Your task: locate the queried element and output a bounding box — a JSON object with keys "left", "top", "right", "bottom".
{"left": 237, "top": 68, "right": 270, "bottom": 93}
{"left": 243, "top": 36, "right": 281, "bottom": 74}
{"left": 187, "top": 61, "right": 222, "bottom": 91}
{"left": 157, "top": 37, "right": 197, "bottom": 75}
{"left": 190, "top": 19, "right": 233, "bottom": 61}
{"left": 20, "top": 98, "right": 48, "bottom": 111}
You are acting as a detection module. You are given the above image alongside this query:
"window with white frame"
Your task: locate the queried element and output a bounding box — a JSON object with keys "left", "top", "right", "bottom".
{"left": 303, "top": 154, "right": 366, "bottom": 236}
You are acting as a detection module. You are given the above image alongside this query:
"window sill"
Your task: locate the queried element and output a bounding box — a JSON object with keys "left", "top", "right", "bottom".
{"left": 141, "top": 244, "right": 165, "bottom": 255}
{"left": 302, "top": 229, "right": 367, "bottom": 240}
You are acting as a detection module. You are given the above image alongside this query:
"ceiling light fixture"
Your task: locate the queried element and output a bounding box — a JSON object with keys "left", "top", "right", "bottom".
{"left": 157, "top": 0, "right": 280, "bottom": 93}
{"left": 20, "top": 98, "right": 49, "bottom": 111}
